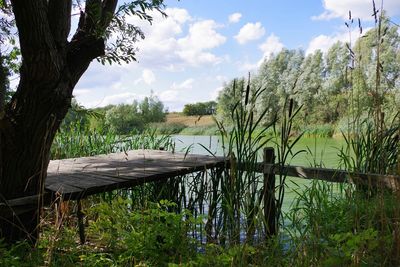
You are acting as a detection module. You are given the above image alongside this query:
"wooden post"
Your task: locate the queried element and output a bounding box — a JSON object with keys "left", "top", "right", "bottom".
{"left": 77, "top": 200, "right": 85, "bottom": 244}
{"left": 263, "top": 147, "right": 276, "bottom": 238}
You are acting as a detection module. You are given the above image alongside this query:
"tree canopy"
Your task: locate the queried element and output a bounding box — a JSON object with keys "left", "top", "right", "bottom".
{"left": 217, "top": 17, "right": 400, "bottom": 127}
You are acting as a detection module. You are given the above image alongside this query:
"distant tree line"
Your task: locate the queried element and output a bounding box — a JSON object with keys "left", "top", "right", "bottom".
{"left": 217, "top": 16, "right": 400, "bottom": 130}
{"left": 183, "top": 101, "right": 217, "bottom": 116}
{"left": 63, "top": 95, "right": 166, "bottom": 134}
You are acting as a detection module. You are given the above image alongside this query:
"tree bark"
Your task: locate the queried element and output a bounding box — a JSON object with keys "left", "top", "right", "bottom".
{"left": 0, "top": 0, "right": 115, "bottom": 243}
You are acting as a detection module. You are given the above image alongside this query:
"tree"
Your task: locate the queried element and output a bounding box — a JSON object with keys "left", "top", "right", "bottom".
{"left": 254, "top": 49, "right": 304, "bottom": 124}
{"left": 105, "top": 102, "right": 144, "bottom": 134}
{"left": 183, "top": 101, "right": 217, "bottom": 116}
{"left": 216, "top": 79, "right": 245, "bottom": 122}
{"left": 0, "top": 0, "right": 166, "bottom": 243}
{"left": 139, "top": 94, "right": 166, "bottom": 123}
{"left": 0, "top": 3, "right": 19, "bottom": 112}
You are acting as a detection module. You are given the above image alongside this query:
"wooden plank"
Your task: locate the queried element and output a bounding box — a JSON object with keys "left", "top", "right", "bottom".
{"left": 46, "top": 150, "right": 227, "bottom": 200}
{"left": 256, "top": 163, "right": 400, "bottom": 190}
{"left": 45, "top": 182, "right": 85, "bottom": 195}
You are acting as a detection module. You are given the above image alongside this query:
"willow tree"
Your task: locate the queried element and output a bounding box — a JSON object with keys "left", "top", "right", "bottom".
{"left": 0, "top": 0, "right": 165, "bottom": 243}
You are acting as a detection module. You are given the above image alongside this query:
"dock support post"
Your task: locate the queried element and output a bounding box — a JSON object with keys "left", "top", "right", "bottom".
{"left": 263, "top": 147, "right": 276, "bottom": 238}
{"left": 77, "top": 200, "right": 85, "bottom": 244}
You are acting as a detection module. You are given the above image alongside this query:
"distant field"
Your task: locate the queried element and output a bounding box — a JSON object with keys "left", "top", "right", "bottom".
{"left": 166, "top": 113, "right": 215, "bottom": 127}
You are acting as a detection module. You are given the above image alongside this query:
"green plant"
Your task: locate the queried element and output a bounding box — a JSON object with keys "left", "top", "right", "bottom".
{"left": 215, "top": 77, "right": 275, "bottom": 244}
{"left": 87, "top": 198, "right": 200, "bottom": 266}
{"left": 51, "top": 126, "right": 174, "bottom": 160}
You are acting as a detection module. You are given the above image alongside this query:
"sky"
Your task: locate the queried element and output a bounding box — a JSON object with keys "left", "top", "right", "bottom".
{"left": 73, "top": 0, "right": 400, "bottom": 111}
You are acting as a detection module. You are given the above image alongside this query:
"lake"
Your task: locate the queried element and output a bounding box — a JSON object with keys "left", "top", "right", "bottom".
{"left": 172, "top": 135, "right": 347, "bottom": 213}
{"left": 172, "top": 135, "right": 345, "bottom": 168}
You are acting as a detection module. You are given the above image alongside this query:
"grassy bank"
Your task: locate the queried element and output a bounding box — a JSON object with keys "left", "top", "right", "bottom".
{"left": 151, "top": 113, "right": 217, "bottom": 135}
{"left": 152, "top": 113, "right": 353, "bottom": 139}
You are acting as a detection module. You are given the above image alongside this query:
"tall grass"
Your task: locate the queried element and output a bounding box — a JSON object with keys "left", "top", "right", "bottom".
{"left": 51, "top": 123, "right": 174, "bottom": 160}
{"left": 214, "top": 78, "right": 275, "bottom": 244}
{"left": 339, "top": 3, "right": 400, "bottom": 195}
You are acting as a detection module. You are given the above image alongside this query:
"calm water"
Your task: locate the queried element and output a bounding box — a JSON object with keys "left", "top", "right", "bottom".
{"left": 172, "top": 135, "right": 344, "bottom": 168}
{"left": 172, "top": 135, "right": 346, "bottom": 213}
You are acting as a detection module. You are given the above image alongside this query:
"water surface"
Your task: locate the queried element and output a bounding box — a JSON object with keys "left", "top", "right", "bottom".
{"left": 172, "top": 135, "right": 347, "bottom": 213}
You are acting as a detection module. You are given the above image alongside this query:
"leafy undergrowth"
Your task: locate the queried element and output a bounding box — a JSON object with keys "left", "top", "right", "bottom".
{"left": 2, "top": 185, "right": 400, "bottom": 266}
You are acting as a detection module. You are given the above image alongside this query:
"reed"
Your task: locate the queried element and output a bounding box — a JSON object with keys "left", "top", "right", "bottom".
{"left": 51, "top": 123, "right": 174, "bottom": 160}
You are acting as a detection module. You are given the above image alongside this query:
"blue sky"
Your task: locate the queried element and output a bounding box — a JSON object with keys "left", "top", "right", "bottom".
{"left": 73, "top": 0, "right": 400, "bottom": 111}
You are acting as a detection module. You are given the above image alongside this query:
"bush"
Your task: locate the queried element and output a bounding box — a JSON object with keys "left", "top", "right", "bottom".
{"left": 87, "top": 199, "right": 199, "bottom": 266}
{"left": 183, "top": 101, "right": 217, "bottom": 116}
{"left": 105, "top": 103, "right": 145, "bottom": 134}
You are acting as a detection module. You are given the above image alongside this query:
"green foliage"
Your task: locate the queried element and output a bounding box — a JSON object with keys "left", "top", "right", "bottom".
{"left": 216, "top": 18, "right": 400, "bottom": 129}
{"left": 183, "top": 101, "right": 217, "bottom": 116}
{"left": 98, "top": 0, "right": 166, "bottom": 65}
{"left": 339, "top": 117, "right": 400, "bottom": 176}
{"left": 215, "top": 77, "right": 276, "bottom": 243}
{"left": 140, "top": 95, "right": 166, "bottom": 123}
{"left": 0, "top": 240, "right": 39, "bottom": 266}
{"left": 51, "top": 126, "right": 173, "bottom": 159}
{"left": 61, "top": 98, "right": 103, "bottom": 131}
{"left": 87, "top": 199, "right": 199, "bottom": 266}
{"left": 103, "top": 95, "right": 166, "bottom": 134}
{"left": 286, "top": 180, "right": 400, "bottom": 266}
{"left": 105, "top": 102, "right": 145, "bottom": 134}
{"left": 61, "top": 95, "right": 168, "bottom": 135}
{"left": 216, "top": 78, "right": 245, "bottom": 123}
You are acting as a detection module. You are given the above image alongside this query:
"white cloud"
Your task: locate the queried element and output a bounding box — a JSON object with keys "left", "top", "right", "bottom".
{"left": 86, "top": 92, "right": 146, "bottom": 108}
{"left": 235, "top": 22, "right": 265, "bottom": 44}
{"left": 73, "top": 89, "right": 91, "bottom": 96}
{"left": 259, "top": 33, "right": 284, "bottom": 62}
{"left": 156, "top": 78, "right": 195, "bottom": 105}
{"left": 216, "top": 75, "right": 228, "bottom": 83}
{"left": 142, "top": 69, "right": 156, "bottom": 85}
{"left": 307, "top": 35, "right": 341, "bottom": 55}
{"left": 126, "top": 8, "right": 226, "bottom": 69}
{"left": 312, "top": 0, "right": 400, "bottom": 21}
{"left": 210, "top": 86, "right": 224, "bottom": 100}
{"left": 171, "top": 78, "right": 194, "bottom": 90}
{"left": 306, "top": 27, "right": 370, "bottom": 55}
{"left": 229, "top": 13, "right": 242, "bottom": 23}
{"left": 158, "top": 90, "right": 179, "bottom": 102}
{"left": 238, "top": 62, "right": 259, "bottom": 72}
{"left": 177, "top": 20, "right": 226, "bottom": 66}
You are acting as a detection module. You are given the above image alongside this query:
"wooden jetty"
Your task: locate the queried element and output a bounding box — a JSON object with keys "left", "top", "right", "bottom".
{"left": 45, "top": 149, "right": 227, "bottom": 243}
{"left": 3, "top": 147, "right": 399, "bottom": 243}
{"left": 46, "top": 149, "right": 227, "bottom": 200}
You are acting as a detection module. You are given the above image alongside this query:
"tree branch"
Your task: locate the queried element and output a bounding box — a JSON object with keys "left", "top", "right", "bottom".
{"left": 67, "top": 36, "right": 105, "bottom": 86}
{"left": 101, "top": 0, "right": 118, "bottom": 29}
{"left": 67, "top": 0, "right": 118, "bottom": 85}
{"left": 48, "top": 0, "right": 72, "bottom": 49}
{"left": 10, "top": 0, "right": 55, "bottom": 59}
{"left": 83, "top": 0, "right": 102, "bottom": 33}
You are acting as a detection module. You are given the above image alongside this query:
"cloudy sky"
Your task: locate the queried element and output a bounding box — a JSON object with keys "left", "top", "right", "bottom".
{"left": 74, "top": 0, "right": 400, "bottom": 111}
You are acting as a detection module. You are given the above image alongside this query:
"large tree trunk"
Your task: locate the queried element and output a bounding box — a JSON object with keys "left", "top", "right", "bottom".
{"left": 0, "top": 0, "right": 115, "bottom": 243}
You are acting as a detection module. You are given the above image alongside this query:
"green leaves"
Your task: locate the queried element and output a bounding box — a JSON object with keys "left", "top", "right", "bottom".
{"left": 99, "top": 0, "right": 166, "bottom": 65}
{"left": 87, "top": 198, "right": 199, "bottom": 266}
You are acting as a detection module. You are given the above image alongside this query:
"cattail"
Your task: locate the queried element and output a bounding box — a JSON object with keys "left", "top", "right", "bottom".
{"left": 245, "top": 73, "right": 250, "bottom": 105}
{"left": 288, "top": 98, "right": 294, "bottom": 118}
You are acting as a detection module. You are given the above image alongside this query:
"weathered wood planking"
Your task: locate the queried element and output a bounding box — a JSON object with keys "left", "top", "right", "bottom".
{"left": 254, "top": 163, "right": 400, "bottom": 190}
{"left": 46, "top": 150, "right": 227, "bottom": 200}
